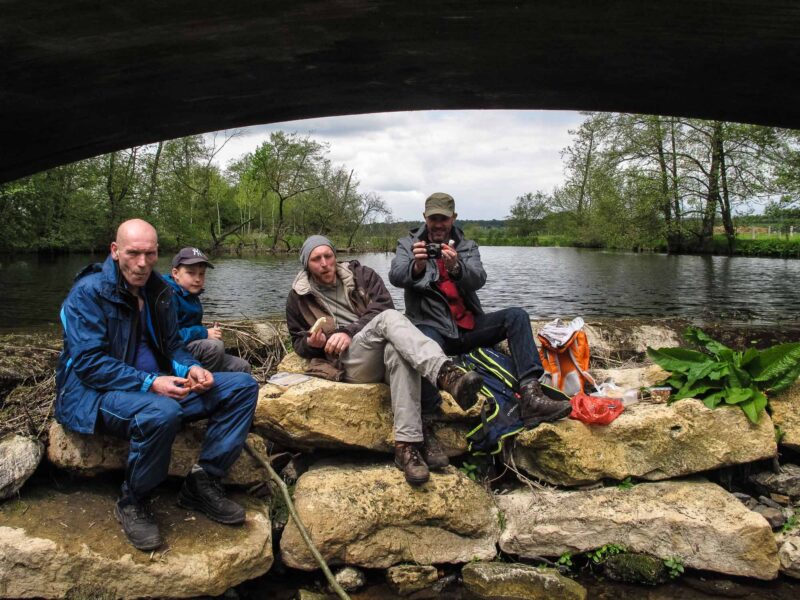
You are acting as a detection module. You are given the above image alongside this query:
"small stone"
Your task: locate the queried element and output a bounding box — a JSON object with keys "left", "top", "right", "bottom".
{"left": 386, "top": 565, "right": 439, "bottom": 596}
{"left": 333, "top": 566, "right": 366, "bottom": 592}
{"left": 771, "top": 493, "right": 792, "bottom": 506}
{"left": 0, "top": 434, "right": 43, "bottom": 500}
{"left": 602, "top": 553, "right": 669, "bottom": 585}
{"left": 732, "top": 492, "right": 759, "bottom": 510}
{"left": 750, "top": 464, "right": 800, "bottom": 498}
{"left": 758, "top": 495, "right": 783, "bottom": 509}
{"left": 753, "top": 505, "right": 786, "bottom": 529}
{"left": 462, "top": 562, "right": 587, "bottom": 600}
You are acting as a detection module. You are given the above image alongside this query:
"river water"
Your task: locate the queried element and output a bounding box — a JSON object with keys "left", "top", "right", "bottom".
{"left": 1, "top": 247, "right": 799, "bottom": 329}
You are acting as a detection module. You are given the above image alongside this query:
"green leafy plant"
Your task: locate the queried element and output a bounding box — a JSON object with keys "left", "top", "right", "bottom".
{"left": 646, "top": 326, "right": 800, "bottom": 424}
{"left": 459, "top": 461, "right": 479, "bottom": 481}
{"left": 556, "top": 551, "right": 574, "bottom": 568}
{"left": 587, "top": 543, "right": 626, "bottom": 564}
{"left": 663, "top": 556, "right": 685, "bottom": 578}
{"left": 617, "top": 477, "right": 634, "bottom": 491}
{"left": 782, "top": 510, "right": 799, "bottom": 533}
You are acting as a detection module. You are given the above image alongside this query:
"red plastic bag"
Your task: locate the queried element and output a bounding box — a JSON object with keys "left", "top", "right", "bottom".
{"left": 569, "top": 392, "right": 624, "bottom": 425}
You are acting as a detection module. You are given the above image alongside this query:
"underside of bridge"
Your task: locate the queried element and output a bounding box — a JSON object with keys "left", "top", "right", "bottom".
{"left": 2, "top": 1, "right": 799, "bottom": 183}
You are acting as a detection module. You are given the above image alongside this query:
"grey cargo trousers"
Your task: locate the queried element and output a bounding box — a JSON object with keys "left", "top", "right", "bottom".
{"left": 339, "top": 309, "right": 448, "bottom": 443}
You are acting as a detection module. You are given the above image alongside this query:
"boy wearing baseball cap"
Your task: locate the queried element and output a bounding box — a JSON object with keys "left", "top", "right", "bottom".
{"left": 164, "top": 247, "right": 251, "bottom": 373}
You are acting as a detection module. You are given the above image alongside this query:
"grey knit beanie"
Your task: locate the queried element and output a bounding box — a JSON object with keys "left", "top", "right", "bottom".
{"left": 300, "top": 235, "right": 336, "bottom": 268}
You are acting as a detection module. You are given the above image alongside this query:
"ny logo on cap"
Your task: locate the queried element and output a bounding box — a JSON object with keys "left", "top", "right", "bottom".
{"left": 192, "top": 248, "right": 204, "bottom": 257}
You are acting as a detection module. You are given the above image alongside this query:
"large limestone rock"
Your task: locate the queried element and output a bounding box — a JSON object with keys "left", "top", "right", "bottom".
{"left": 513, "top": 399, "right": 777, "bottom": 486}
{"left": 592, "top": 364, "right": 669, "bottom": 390}
{"left": 280, "top": 462, "right": 499, "bottom": 569}
{"left": 778, "top": 530, "right": 800, "bottom": 579}
{"left": 255, "top": 378, "right": 471, "bottom": 455}
{"left": 497, "top": 480, "right": 779, "bottom": 580}
{"left": 0, "top": 479, "right": 272, "bottom": 599}
{"left": 461, "top": 562, "right": 586, "bottom": 600}
{"left": 0, "top": 435, "right": 43, "bottom": 500}
{"left": 771, "top": 381, "right": 800, "bottom": 452}
{"left": 47, "top": 422, "right": 269, "bottom": 486}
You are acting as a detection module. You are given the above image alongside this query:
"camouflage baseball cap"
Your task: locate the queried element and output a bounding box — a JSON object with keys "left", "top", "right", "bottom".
{"left": 424, "top": 192, "right": 455, "bottom": 218}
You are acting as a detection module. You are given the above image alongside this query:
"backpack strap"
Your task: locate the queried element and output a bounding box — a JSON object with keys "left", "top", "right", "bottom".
{"left": 567, "top": 346, "right": 597, "bottom": 389}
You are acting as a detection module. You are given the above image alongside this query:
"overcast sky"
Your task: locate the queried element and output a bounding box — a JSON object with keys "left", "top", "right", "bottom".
{"left": 208, "top": 110, "right": 585, "bottom": 222}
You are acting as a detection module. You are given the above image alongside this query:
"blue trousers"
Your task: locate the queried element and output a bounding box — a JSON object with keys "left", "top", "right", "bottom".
{"left": 418, "top": 307, "right": 545, "bottom": 409}
{"left": 97, "top": 372, "right": 258, "bottom": 503}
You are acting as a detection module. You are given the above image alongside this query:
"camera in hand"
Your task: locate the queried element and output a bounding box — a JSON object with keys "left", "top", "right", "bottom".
{"left": 425, "top": 242, "right": 442, "bottom": 258}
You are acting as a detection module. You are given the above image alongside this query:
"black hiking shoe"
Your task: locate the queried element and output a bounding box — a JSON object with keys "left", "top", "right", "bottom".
{"left": 436, "top": 362, "right": 484, "bottom": 411}
{"left": 394, "top": 442, "right": 430, "bottom": 485}
{"left": 518, "top": 380, "right": 573, "bottom": 429}
{"left": 114, "top": 498, "right": 163, "bottom": 551}
{"left": 177, "top": 469, "right": 246, "bottom": 525}
{"left": 421, "top": 421, "right": 449, "bottom": 470}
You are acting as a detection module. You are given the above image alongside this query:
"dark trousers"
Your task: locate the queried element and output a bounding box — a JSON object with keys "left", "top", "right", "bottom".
{"left": 97, "top": 371, "right": 258, "bottom": 503}
{"left": 418, "top": 307, "right": 545, "bottom": 409}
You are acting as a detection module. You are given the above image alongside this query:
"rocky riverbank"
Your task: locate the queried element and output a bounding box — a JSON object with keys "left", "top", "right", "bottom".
{"left": 2, "top": 319, "right": 800, "bottom": 599}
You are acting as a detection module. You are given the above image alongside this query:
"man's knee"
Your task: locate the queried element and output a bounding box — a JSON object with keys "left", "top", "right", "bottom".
{"left": 224, "top": 372, "right": 259, "bottom": 409}
{"left": 377, "top": 308, "right": 405, "bottom": 325}
{"left": 137, "top": 397, "right": 183, "bottom": 438}
{"left": 191, "top": 338, "right": 225, "bottom": 360}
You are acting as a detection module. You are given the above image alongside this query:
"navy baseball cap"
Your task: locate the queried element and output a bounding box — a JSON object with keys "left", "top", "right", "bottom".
{"left": 171, "top": 247, "right": 215, "bottom": 268}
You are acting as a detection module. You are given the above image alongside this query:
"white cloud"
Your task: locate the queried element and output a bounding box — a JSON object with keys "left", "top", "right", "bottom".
{"left": 208, "top": 110, "right": 584, "bottom": 220}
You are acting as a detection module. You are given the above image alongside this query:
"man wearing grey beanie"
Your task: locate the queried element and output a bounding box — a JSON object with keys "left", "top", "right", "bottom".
{"left": 286, "top": 235, "right": 483, "bottom": 486}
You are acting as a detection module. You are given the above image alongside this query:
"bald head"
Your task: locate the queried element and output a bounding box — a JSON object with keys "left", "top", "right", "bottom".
{"left": 111, "top": 219, "right": 159, "bottom": 292}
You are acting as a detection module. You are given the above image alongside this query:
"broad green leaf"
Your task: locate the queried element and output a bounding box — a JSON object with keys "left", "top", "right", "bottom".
{"left": 740, "top": 398, "right": 761, "bottom": 424}
{"left": 685, "top": 361, "right": 721, "bottom": 387}
{"left": 674, "top": 383, "right": 719, "bottom": 400}
{"left": 749, "top": 342, "right": 800, "bottom": 385}
{"left": 683, "top": 326, "right": 732, "bottom": 357}
{"left": 647, "top": 347, "right": 711, "bottom": 373}
{"left": 740, "top": 347, "right": 759, "bottom": 367}
{"left": 702, "top": 390, "right": 726, "bottom": 409}
{"left": 665, "top": 375, "right": 686, "bottom": 389}
{"left": 727, "top": 365, "right": 751, "bottom": 388}
{"left": 768, "top": 363, "right": 800, "bottom": 394}
{"left": 752, "top": 389, "right": 768, "bottom": 413}
{"left": 723, "top": 387, "right": 754, "bottom": 405}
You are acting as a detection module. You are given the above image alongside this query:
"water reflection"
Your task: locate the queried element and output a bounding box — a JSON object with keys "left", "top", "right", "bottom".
{"left": 1, "top": 247, "right": 798, "bottom": 329}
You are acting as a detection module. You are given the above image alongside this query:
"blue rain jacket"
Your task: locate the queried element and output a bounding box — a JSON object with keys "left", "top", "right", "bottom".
{"left": 55, "top": 255, "right": 200, "bottom": 434}
{"left": 163, "top": 274, "right": 208, "bottom": 343}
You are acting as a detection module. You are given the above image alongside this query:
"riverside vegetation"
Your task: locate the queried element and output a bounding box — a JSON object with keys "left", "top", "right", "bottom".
{"left": 2, "top": 114, "right": 800, "bottom": 258}
{"left": 2, "top": 318, "right": 800, "bottom": 598}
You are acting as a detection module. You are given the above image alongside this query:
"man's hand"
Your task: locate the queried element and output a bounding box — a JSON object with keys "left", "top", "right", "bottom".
{"left": 411, "top": 241, "right": 429, "bottom": 276}
{"left": 207, "top": 325, "right": 223, "bottom": 340}
{"left": 325, "top": 332, "right": 352, "bottom": 356}
{"left": 441, "top": 242, "right": 459, "bottom": 271}
{"left": 187, "top": 366, "right": 214, "bottom": 393}
{"left": 151, "top": 376, "right": 191, "bottom": 399}
{"left": 307, "top": 330, "right": 327, "bottom": 348}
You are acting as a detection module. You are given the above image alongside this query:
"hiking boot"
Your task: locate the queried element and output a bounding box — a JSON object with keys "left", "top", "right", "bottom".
{"left": 177, "top": 469, "right": 246, "bottom": 525}
{"left": 114, "top": 498, "right": 163, "bottom": 551}
{"left": 436, "top": 362, "right": 484, "bottom": 411}
{"left": 518, "top": 379, "right": 573, "bottom": 429}
{"left": 394, "top": 442, "right": 430, "bottom": 485}
{"left": 421, "top": 422, "right": 449, "bottom": 470}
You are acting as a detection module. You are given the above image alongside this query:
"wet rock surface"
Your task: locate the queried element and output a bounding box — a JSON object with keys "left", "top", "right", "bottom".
{"left": 601, "top": 553, "right": 670, "bottom": 585}
{"left": 461, "top": 562, "right": 587, "bottom": 600}
{"left": 497, "top": 480, "right": 780, "bottom": 580}
{"left": 0, "top": 478, "right": 272, "bottom": 599}
{"left": 0, "top": 435, "right": 43, "bottom": 500}
{"left": 280, "top": 461, "right": 499, "bottom": 570}
{"left": 385, "top": 564, "right": 439, "bottom": 596}
{"left": 513, "top": 399, "right": 777, "bottom": 486}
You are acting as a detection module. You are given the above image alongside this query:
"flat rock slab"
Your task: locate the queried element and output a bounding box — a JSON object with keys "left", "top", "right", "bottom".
{"left": 47, "top": 422, "right": 269, "bottom": 486}
{"left": 280, "top": 462, "right": 499, "bottom": 570}
{"left": 255, "top": 378, "right": 470, "bottom": 455}
{"left": 592, "top": 364, "right": 669, "bottom": 391}
{"left": 513, "top": 399, "right": 777, "bottom": 486}
{"left": 771, "top": 381, "right": 800, "bottom": 452}
{"left": 497, "top": 480, "right": 779, "bottom": 580}
{"left": 778, "top": 531, "right": 800, "bottom": 579}
{"left": 0, "top": 479, "right": 272, "bottom": 599}
{"left": 749, "top": 463, "right": 800, "bottom": 500}
{"left": 0, "top": 435, "right": 43, "bottom": 500}
{"left": 461, "top": 562, "right": 586, "bottom": 600}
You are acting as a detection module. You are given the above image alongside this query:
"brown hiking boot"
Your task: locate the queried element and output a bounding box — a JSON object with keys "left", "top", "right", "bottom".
{"left": 394, "top": 442, "right": 430, "bottom": 485}
{"left": 421, "top": 422, "right": 449, "bottom": 470}
{"left": 436, "top": 362, "right": 483, "bottom": 411}
{"left": 518, "top": 379, "right": 572, "bottom": 429}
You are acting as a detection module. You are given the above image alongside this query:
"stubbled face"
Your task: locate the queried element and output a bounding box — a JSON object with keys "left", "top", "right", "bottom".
{"left": 111, "top": 223, "right": 158, "bottom": 291}
{"left": 307, "top": 245, "right": 337, "bottom": 286}
{"left": 425, "top": 213, "right": 456, "bottom": 243}
{"left": 171, "top": 264, "right": 207, "bottom": 294}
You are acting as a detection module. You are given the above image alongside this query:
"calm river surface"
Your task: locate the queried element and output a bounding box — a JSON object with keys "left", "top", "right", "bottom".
{"left": 1, "top": 247, "right": 798, "bottom": 329}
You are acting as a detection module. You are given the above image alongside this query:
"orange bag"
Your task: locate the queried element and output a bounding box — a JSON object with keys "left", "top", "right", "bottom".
{"left": 538, "top": 329, "right": 596, "bottom": 397}
{"left": 569, "top": 392, "right": 624, "bottom": 425}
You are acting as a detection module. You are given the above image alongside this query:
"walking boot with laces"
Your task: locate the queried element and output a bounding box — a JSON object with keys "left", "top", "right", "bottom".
{"left": 115, "top": 498, "right": 163, "bottom": 551}
{"left": 421, "top": 421, "right": 449, "bottom": 470}
{"left": 178, "top": 467, "right": 246, "bottom": 525}
{"left": 394, "top": 441, "right": 430, "bottom": 485}
{"left": 436, "top": 362, "right": 483, "bottom": 411}
{"left": 518, "top": 379, "right": 572, "bottom": 429}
